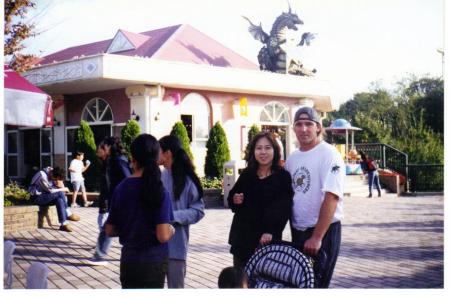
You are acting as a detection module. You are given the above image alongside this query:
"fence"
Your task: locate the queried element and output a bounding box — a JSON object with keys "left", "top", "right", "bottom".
{"left": 408, "top": 164, "right": 444, "bottom": 193}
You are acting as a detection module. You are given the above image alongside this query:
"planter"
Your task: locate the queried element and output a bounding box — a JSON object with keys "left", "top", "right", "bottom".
{"left": 379, "top": 174, "right": 405, "bottom": 195}
{"left": 203, "top": 188, "right": 223, "bottom": 208}
{"left": 4, "top": 205, "right": 58, "bottom": 236}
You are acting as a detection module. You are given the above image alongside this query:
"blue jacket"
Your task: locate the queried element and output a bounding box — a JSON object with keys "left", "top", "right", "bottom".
{"left": 161, "top": 169, "right": 205, "bottom": 260}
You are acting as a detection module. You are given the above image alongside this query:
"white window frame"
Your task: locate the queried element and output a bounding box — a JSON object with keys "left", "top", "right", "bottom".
{"left": 81, "top": 98, "right": 114, "bottom": 123}
{"left": 259, "top": 101, "right": 290, "bottom": 125}
{"left": 65, "top": 125, "right": 79, "bottom": 181}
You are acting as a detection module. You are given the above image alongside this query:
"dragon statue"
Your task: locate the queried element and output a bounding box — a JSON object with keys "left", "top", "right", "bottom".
{"left": 243, "top": 4, "right": 316, "bottom": 76}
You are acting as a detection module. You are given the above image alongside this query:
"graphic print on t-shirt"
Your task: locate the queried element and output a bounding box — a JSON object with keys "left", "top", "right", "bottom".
{"left": 331, "top": 164, "right": 341, "bottom": 174}
{"left": 292, "top": 166, "right": 311, "bottom": 194}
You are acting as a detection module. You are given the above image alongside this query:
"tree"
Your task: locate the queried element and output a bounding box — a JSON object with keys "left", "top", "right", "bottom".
{"left": 121, "top": 119, "right": 141, "bottom": 156}
{"left": 329, "top": 76, "right": 443, "bottom": 164}
{"left": 244, "top": 124, "right": 260, "bottom": 160}
{"left": 204, "top": 122, "right": 230, "bottom": 178}
{"left": 170, "top": 122, "right": 193, "bottom": 161}
{"left": 4, "top": 0, "right": 38, "bottom": 72}
{"left": 74, "top": 121, "right": 99, "bottom": 191}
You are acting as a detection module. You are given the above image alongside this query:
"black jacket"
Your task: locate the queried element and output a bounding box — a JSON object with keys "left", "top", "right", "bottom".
{"left": 98, "top": 154, "right": 131, "bottom": 213}
{"left": 227, "top": 167, "right": 293, "bottom": 262}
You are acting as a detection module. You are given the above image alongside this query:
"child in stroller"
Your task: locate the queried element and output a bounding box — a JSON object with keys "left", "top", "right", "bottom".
{"left": 244, "top": 241, "right": 326, "bottom": 288}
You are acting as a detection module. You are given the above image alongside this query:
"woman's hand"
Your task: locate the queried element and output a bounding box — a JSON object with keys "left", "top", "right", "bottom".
{"left": 259, "top": 233, "right": 273, "bottom": 245}
{"left": 233, "top": 193, "right": 244, "bottom": 205}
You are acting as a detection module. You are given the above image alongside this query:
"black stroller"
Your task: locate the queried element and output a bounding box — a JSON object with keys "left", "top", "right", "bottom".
{"left": 244, "top": 241, "right": 325, "bottom": 288}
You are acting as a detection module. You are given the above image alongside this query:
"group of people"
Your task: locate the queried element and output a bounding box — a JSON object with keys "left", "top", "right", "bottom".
{"left": 28, "top": 106, "right": 346, "bottom": 289}
{"left": 29, "top": 134, "right": 205, "bottom": 289}
{"left": 227, "top": 106, "right": 345, "bottom": 288}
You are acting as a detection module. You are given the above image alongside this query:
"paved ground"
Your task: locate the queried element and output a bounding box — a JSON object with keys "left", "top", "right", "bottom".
{"left": 4, "top": 194, "right": 444, "bottom": 289}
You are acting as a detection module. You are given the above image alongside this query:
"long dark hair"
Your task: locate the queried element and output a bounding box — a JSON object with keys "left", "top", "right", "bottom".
{"left": 130, "top": 134, "right": 164, "bottom": 209}
{"left": 98, "top": 136, "right": 127, "bottom": 159}
{"left": 246, "top": 131, "right": 281, "bottom": 173}
{"left": 159, "top": 135, "right": 203, "bottom": 201}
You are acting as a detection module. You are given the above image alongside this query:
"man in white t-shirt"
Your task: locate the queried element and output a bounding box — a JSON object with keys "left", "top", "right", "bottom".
{"left": 68, "top": 151, "right": 93, "bottom": 208}
{"left": 284, "top": 106, "right": 345, "bottom": 288}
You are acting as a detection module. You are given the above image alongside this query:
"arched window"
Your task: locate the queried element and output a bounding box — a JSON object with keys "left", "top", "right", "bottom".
{"left": 81, "top": 98, "right": 113, "bottom": 123}
{"left": 260, "top": 101, "right": 289, "bottom": 124}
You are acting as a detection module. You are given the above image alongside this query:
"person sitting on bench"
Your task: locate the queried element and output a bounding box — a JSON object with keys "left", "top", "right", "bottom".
{"left": 28, "top": 166, "right": 81, "bottom": 232}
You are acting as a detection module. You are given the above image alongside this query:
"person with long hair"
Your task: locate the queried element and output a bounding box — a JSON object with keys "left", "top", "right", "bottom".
{"left": 227, "top": 131, "right": 293, "bottom": 269}
{"left": 359, "top": 151, "right": 381, "bottom": 198}
{"left": 88, "top": 136, "right": 131, "bottom": 266}
{"left": 105, "top": 134, "right": 175, "bottom": 288}
{"left": 158, "top": 135, "right": 205, "bottom": 288}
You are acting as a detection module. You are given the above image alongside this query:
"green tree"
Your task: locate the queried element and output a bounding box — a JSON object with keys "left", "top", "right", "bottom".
{"left": 244, "top": 124, "right": 260, "bottom": 160}
{"left": 4, "top": 0, "right": 38, "bottom": 71}
{"left": 204, "top": 122, "right": 230, "bottom": 178}
{"left": 121, "top": 119, "right": 141, "bottom": 156}
{"left": 74, "top": 120, "right": 99, "bottom": 191}
{"left": 170, "top": 122, "right": 193, "bottom": 161}
{"left": 328, "top": 76, "right": 443, "bottom": 164}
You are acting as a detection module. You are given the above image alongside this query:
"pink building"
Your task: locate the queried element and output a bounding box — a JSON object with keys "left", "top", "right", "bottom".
{"left": 5, "top": 24, "right": 334, "bottom": 180}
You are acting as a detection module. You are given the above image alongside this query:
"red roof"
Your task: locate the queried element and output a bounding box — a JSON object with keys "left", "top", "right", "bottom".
{"left": 38, "top": 24, "right": 258, "bottom": 70}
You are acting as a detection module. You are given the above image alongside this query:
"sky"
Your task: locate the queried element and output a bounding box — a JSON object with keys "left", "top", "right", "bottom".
{"left": 19, "top": 0, "right": 444, "bottom": 107}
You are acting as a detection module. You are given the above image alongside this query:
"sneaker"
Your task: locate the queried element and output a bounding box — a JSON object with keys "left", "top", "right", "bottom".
{"left": 67, "top": 214, "right": 80, "bottom": 222}
{"left": 71, "top": 203, "right": 80, "bottom": 208}
{"left": 84, "top": 201, "right": 94, "bottom": 207}
{"left": 87, "top": 255, "right": 108, "bottom": 266}
{"left": 59, "top": 224, "right": 73, "bottom": 232}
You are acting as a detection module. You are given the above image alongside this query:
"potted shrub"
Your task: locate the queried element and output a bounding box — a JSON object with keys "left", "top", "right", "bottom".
{"left": 200, "top": 177, "right": 223, "bottom": 208}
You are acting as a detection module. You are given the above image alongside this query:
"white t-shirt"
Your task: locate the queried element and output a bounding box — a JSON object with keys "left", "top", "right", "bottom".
{"left": 69, "top": 159, "right": 84, "bottom": 182}
{"left": 285, "top": 141, "right": 345, "bottom": 230}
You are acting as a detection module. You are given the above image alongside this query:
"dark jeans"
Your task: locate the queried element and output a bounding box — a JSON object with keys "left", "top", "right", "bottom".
{"left": 120, "top": 260, "right": 168, "bottom": 289}
{"left": 33, "top": 192, "right": 68, "bottom": 224}
{"left": 368, "top": 170, "right": 381, "bottom": 196}
{"left": 291, "top": 221, "right": 341, "bottom": 288}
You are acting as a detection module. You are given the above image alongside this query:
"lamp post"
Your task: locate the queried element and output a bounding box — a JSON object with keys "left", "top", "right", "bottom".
{"left": 437, "top": 48, "right": 444, "bottom": 78}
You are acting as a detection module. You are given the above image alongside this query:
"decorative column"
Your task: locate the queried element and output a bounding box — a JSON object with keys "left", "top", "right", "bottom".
{"left": 50, "top": 94, "right": 66, "bottom": 169}
{"left": 125, "top": 85, "right": 164, "bottom": 134}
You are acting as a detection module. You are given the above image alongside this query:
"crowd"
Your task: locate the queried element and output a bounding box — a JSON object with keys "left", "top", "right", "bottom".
{"left": 28, "top": 107, "right": 345, "bottom": 289}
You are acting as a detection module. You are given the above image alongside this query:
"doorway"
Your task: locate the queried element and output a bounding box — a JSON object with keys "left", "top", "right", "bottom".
{"left": 22, "top": 129, "right": 41, "bottom": 182}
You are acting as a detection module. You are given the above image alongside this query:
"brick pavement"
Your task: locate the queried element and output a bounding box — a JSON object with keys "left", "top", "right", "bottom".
{"left": 3, "top": 194, "right": 443, "bottom": 289}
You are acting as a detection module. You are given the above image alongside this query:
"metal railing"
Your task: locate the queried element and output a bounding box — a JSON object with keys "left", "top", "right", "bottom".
{"left": 355, "top": 143, "right": 408, "bottom": 178}
{"left": 408, "top": 164, "right": 444, "bottom": 192}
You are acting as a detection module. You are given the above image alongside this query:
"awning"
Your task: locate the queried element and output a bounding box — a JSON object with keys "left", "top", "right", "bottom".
{"left": 4, "top": 65, "right": 53, "bottom": 127}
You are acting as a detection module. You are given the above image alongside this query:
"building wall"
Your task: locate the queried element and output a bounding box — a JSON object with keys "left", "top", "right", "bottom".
{"left": 65, "top": 89, "right": 130, "bottom": 126}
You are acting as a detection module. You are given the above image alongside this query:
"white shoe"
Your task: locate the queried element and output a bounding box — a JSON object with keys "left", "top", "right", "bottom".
{"left": 87, "top": 255, "right": 108, "bottom": 266}
{"left": 71, "top": 204, "right": 80, "bottom": 208}
{"left": 84, "top": 201, "right": 94, "bottom": 207}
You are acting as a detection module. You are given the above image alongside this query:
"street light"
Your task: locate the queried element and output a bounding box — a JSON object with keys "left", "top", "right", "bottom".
{"left": 437, "top": 48, "right": 444, "bottom": 78}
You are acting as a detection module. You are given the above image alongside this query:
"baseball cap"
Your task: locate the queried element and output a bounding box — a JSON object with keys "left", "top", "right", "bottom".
{"left": 293, "top": 106, "right": 320, "bottom": 124}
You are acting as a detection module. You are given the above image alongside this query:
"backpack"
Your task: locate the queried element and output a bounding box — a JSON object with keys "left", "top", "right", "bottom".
{"left": 367, "top": 159, "right": 378, "bottom": 171}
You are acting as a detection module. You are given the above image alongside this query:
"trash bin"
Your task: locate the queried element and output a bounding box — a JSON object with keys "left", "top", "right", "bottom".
{"left": 223, "top": 160, "right": 246, "bottom": 207}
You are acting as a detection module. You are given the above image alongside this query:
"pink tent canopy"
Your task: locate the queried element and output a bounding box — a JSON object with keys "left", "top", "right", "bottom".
{"left": 4, "top": 65, "right": 53, "bottom": 127}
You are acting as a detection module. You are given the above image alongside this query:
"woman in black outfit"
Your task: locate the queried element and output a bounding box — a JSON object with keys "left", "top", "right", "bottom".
{"left": 228, "top": 132, "right": 293, "bottom": 269}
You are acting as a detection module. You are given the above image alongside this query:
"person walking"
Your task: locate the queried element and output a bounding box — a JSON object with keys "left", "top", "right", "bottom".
{"left": 105, "top": 134, "right": 175, "bottom": 288}
{"left": 158, "top": 135, "right": 205, "bottom": 288}
{"left": 284, "top": 106, "right": 345, "bottom": 288}
{"left": 68, "top": 151, "right": 93, "bottom": 208}
{"left": 29, "top": 166, "right": 80, "bottom": 232}
{"left": 359, "top": 152, "right": 382, "bottom": 198}
{"left": 88, "top": 137, "right": 131, "bottom": 266}
{"left": 227, "top": 131, "right": 293, "bottom": 269}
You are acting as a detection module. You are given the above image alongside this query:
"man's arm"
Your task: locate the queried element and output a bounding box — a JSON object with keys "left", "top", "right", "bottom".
{"left": 303, "top": 192, "right": 339, "bottom": 256}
